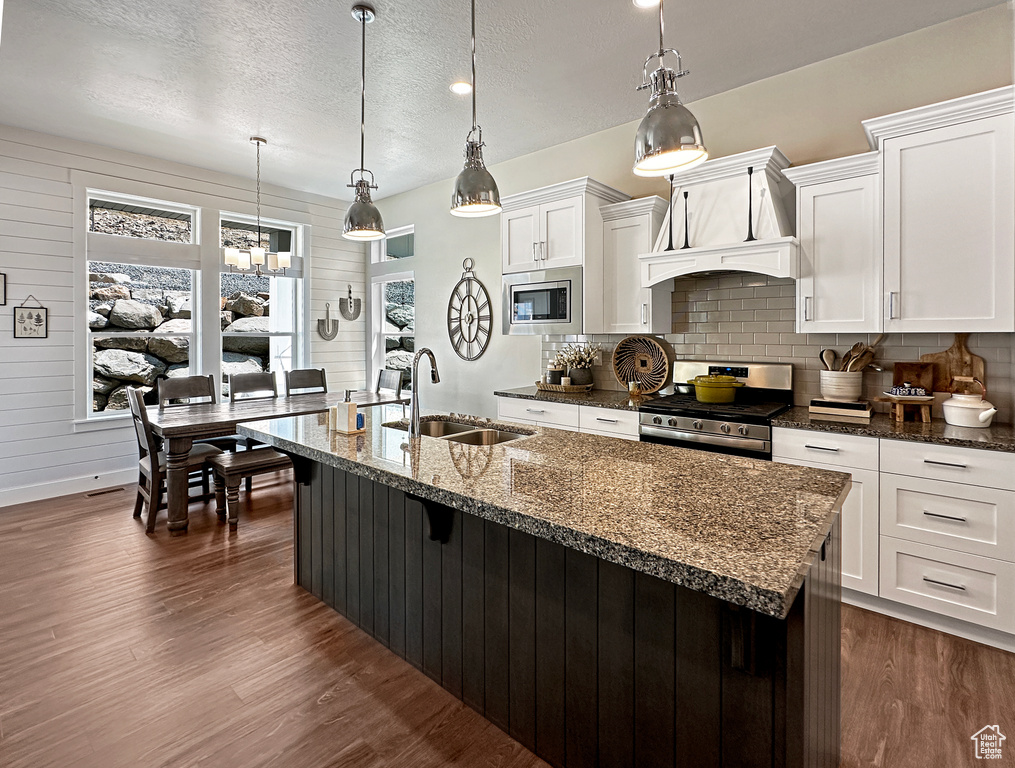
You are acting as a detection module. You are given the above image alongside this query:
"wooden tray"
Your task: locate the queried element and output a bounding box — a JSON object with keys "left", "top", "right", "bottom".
{"left": 535, "top": 380, "right": 594, "bottom": 394}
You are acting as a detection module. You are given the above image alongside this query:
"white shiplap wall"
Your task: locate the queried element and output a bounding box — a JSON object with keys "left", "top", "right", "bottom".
{"left": 0, "top": 125, "right": 366, "bottom": 506}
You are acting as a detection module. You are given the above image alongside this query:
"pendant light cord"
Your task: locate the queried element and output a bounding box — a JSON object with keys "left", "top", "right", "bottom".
{"left": 255, "top": 139, "right": 262, "bottom": 245}
{"left": 471, "top": 0, "right": 478, "bottom": 133}
{"left": 658, "top": 0, "right": 665, "bottom": 53}
{"left": 359, "top": 11, "right": 367, "bottom": 173}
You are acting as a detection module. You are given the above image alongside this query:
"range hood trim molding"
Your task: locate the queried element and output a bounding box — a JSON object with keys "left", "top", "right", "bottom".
{"left": 639, "top": 236, "right": 799, "bottom": 286}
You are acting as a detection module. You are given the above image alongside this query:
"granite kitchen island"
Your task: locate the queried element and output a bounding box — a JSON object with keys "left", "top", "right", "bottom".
{"left": 241, "top": 409, "right": 850, "bottom": 768}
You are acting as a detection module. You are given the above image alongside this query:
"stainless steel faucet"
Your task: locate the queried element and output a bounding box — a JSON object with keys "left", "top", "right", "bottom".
{"left": 409, "top": 348, "right": 440, "bottom": 439}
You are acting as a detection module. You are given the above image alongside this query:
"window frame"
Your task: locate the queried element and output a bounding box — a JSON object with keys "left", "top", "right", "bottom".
{"left": 71, "top": 172, "right": 312, "bottom": 430}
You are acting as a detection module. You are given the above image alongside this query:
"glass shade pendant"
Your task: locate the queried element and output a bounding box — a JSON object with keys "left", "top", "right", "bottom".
{"left": 633, "top": 0, "right": 707, "bottom": 177}
{"left": 343, "top": 4, "right": 385, "bottom": 241}
{"left": 221, "top": 137, "right": 289, "bottom": 276}
{"left": 450, "top": 0, "right": 500, "bottom": 217}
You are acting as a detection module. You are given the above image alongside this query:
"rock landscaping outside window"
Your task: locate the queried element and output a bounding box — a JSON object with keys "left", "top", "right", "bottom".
{"left": 89, "top": 201, "right": 192, "bottom": 242}
{"left": 382, "top": 279, "right": 414, "bottom": 390}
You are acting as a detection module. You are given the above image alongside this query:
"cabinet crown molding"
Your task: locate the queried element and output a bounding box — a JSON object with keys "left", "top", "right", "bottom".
{"left": 661, "top": 145, "right": 791, "bottom": 186}
{"left": 782, "top": 152, "right": 880, "bottom": 186}
{"left": 599, "top": 195, "right": 668, "bottom": 221}
{"left": 863, "top": 86, "right": 1014, "bottom": 150}
{"left": 500, "top": 176, "right": 629, "bottom": 212}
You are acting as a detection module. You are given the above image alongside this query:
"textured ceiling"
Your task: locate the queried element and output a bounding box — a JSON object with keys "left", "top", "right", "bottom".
{"left": 0, "top": 0, "right": 1004, "bottom": 200}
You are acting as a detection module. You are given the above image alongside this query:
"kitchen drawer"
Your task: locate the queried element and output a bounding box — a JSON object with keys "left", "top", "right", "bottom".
{"left": 880, "top": 439, "right": 1015, "bottom": 491}
{"left": 772, "top": 427, "right": 879, "bottom": 470}
{"left": 578, "top": 406, "right": 640, "bottom": 438}
{"left": 497, "top": 397, "right": 579, "bottom": 429}
{"left": 879, "top": 536, "right": 1015, "bottom": 632}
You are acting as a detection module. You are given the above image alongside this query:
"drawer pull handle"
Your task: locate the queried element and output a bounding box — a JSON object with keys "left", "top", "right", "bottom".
{"left": 596, "top": 417, "right": 618, "bottom": 424}
{"left": 923, "top": 510, "right": 968, "bottom": 523}
{"left": 805, "top": 444, "right": 840, "bottom": 452}
{"left": 525, "top": 408, "right": 545, "bottom": 414}
{"left": 923, "top": 459, "right": 968, "bottom": 469}
{"left": 922, "top": 576, "right": 966, "bottom": 591}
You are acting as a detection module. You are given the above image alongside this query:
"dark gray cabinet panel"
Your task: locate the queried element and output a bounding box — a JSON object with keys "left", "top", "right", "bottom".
{"left": 293, "top": 467, "right": 840, "bottom": 768}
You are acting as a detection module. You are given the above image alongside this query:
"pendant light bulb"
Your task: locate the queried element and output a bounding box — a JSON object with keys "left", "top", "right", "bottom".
{"left": 450, "top": 0, "right": 500, "bottom": 217}
{"left": 633, "top": 0, "right": 707, "bottom": 177}
{"left": 343, "top": 4, "right": 385, "bottom": 241}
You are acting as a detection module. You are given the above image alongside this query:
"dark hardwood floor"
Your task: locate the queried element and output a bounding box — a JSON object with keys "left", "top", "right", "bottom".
{"left": 0, "top": 477, "right": 1012, "bottom": 767}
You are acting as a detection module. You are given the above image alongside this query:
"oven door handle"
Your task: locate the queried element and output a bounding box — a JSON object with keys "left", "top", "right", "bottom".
{"left": 640, "top": 425, "right": 770, "bottom": 453}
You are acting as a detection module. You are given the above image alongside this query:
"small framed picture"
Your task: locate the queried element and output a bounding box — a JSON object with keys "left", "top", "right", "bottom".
{"left": 14, "top": 305, "right": 48, "bottom": 339}
{"left": 0, "top": 273, "right": 5, "bottom": 305}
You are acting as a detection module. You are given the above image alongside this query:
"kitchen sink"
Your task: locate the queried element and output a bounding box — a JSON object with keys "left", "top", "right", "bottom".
{"left": 414, "top": 420, "right": 480, "bottom": 438}
{"left": 444, "top": 429, "right": 527, "bottom": 446}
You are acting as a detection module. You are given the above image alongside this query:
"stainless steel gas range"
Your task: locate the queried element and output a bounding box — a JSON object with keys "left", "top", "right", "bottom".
{"left": 639, "top": 361, "right": 793, "bottom": 460}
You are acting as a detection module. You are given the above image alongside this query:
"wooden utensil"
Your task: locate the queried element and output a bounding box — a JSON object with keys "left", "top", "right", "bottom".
{"left": 919, "top": 333, "right": 986, "bottom": 393}
{"left": 847, "top": 348, "right": 875, "bottom": 372}
{"left": 820, "top": 349, "right": 837, "bottom": 371}
{"left": 839, "top": 342, "right": 864, "bottom": 371}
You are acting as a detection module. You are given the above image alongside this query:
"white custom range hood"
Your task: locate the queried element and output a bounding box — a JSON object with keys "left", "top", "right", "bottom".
{"left": 640, "top": 146, "right": 798, "bottom": 287}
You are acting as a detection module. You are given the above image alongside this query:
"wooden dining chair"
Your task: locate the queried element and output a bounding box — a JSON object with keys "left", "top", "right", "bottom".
{"left": 284, "top": 368, "right": 328, "bottom": 397}
{"left": 157, "top": 375, "right": 241, "bottom": 451}
{"left": 376, "top": 368, "right": 402, "bottom": 397}
{"left": 228, "top": 372, "right": 278, "bottom": 402}
{"left": 127, "top": 387, "right": 222, "bottom": 533}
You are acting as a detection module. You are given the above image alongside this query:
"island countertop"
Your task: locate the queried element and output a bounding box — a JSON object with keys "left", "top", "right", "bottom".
{"left": 240, "top": 410, "right": 850, "bottom": 618}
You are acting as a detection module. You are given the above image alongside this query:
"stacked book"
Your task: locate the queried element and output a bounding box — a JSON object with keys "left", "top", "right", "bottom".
{"left": 808, "top": 399, "right": 873, "bottom": 423}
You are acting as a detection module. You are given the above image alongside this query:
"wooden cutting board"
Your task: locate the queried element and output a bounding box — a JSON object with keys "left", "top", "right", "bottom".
{"left": 919, "top": 333, "right": 985, "bottom": 393}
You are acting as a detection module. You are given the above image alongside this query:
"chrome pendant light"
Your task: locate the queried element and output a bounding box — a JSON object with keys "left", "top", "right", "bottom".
{"left": 633, "top": 0, "right": 707, "bottom": 177}
{"left": 450, "top": 0, "right": 500, "bottom": 217}
{"left": 343, "top": 4, "right": 385, "bottom": 241}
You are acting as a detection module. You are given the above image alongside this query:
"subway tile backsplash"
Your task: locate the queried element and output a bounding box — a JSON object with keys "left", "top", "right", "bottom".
{"left": 542, "top": 273, "right": 1015, "bottom": 423}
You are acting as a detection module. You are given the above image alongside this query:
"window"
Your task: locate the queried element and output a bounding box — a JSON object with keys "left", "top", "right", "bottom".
{"left": 219, "top": 219, "right": 302, "bottom": 395}
{"left": 76, "top": 180, "right": 309, "bottom": 422}
{"left": 384, "top": 230, "right": 414, "bottom": 261}
{"left": 88, "top": 261, "right": 194, "bottom": 412}
{"left": 371, "top": 274, "right": 414, "bottom": 390}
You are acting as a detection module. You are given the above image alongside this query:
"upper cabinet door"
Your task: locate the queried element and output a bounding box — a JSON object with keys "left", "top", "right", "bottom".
{"left": 797, "top": 174, "right": 882, "bottom": 333}
{"left": 883, "top": 114, "right": 1015, "bottom": 332}
{"left": 540, "top": 195, "right": 584, "bottom": 269}
{"left": 501, "top": 204, "right": 540, "bottom": 274}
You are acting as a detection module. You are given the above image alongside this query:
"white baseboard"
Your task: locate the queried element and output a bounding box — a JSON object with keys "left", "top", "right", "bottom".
{"left": 0, "top": 468, "right": 138, "bottom": 509}
{"left": 843, "top": 588, "right": 1015, "bottom": 653}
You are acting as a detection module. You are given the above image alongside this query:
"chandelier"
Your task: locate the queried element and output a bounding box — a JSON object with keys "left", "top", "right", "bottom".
{"left": 223, "top": 137, "right": 291, "bottom": 275}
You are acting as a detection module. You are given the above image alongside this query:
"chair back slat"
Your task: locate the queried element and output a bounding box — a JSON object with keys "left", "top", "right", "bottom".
{"left": 376, "top": 368, "right": 402, "bottom": 396}
{"left": 285, "top": 368, "right": 328, "bottom": 397}
{"left": 158, "top": 375, "right": 217, "bottom": 409}
{"left": 127, "top": 386, "right": 160, "bottom": 463}
{"left": 228, "top": 372, "right": 278, "bottom": 402}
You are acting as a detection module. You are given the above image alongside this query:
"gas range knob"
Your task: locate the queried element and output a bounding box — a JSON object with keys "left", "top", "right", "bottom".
{"left": 720, "top": 423, "right": 731, "bottom": 434}
{"left": 692, "top": 420, "right": 703, "bottom": 430}
{"left": 652, "top": 415, "right": 663, "bottom": 425}
{"left": 668, "top": 417, "right": 679, "bottom": 427}
{"left": 737, "top": 425, "right": 750, "bottom": 436}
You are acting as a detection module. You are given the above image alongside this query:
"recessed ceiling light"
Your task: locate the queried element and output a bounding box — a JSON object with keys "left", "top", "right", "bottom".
{"left": 450, "top": 81, "right": 473, "bottom": 95}
{"left": 632, "top": 0, "right": 660, "bottom": 7}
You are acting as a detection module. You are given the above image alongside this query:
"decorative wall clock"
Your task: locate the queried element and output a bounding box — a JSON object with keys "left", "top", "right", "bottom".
{"left": 447, "top": 258, "right": 491, "bottom": 361}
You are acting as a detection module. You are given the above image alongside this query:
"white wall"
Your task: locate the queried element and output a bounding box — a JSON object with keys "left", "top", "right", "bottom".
{"left": 0, "top": 126, "right": 365, "bottom": 506}
{"left": 377, "top": 6, "right": 1014, "bottom": 419}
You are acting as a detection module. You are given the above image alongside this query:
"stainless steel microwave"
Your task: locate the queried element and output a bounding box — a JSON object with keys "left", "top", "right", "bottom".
{"left": 502, "top": 267, "right": 583, "bottom": 336}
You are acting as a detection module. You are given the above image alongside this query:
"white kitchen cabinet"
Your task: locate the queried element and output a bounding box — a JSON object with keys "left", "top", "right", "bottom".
{"left": 783, "top": 154, "right": 882, "bottom": 333}
{"left": 500, "top": 178, "right": 628, "bottom": 275}
{"left": 578, "top": 405, "right": 640, "bottom": 440}
{"left": 773, "top": 428, "right": 880, "bottom": 595}
{"left": 598, "top": 197, "right": 671, "bottom": 334}
{"left": 495, "top": 397, "right": 639, "bottom": 439}
{"left": 864, "top": 88, "right": 1015, "bottom": 332}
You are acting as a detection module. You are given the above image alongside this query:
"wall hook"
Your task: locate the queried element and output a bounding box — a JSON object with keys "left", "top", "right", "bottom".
{"left": 317, "top": 302, "right": 339, "bottom": 340}
{"left": 339, "top": 285, "right": 362, "bottom": 321}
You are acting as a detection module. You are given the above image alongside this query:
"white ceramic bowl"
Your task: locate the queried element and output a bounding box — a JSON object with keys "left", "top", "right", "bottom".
{"left": 819, "top": 370, "right": 863, "bottom": 402}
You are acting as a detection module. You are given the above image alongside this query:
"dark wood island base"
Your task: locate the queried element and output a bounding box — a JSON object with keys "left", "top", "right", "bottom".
{"left": 293, "top": 462, "right": 841, "bottom": 768}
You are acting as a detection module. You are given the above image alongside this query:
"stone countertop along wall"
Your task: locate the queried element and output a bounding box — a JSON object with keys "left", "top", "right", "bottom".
{"left": 774, "top": 407, "right": 1015, "bottom": 452}
{"left": 542, "top": 272, "right": 1015, "bottom": 423}
{"left": 240, "top": 409, "right": 850, "bottom": 619}
{"left": 494, "top": 386, "right": 655, "bottom": 411}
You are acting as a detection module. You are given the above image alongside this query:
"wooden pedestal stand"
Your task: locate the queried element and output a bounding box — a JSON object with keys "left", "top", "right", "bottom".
{"left": 875, "top": 397, "right": 931, "bottom": 423}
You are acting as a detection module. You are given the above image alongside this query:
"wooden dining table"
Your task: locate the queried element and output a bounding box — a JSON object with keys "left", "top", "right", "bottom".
{"left": 148, "top": 390, "right": 408, "bottom": 533}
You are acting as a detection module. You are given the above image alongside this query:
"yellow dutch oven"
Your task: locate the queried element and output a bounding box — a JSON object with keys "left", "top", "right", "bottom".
{"left": 687, "top": 375, "right": 745, "bottom": 403}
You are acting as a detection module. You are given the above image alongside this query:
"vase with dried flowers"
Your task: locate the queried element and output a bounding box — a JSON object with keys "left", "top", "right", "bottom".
{"left": 556, "top": 342, "right": 600, "bottom": 387}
